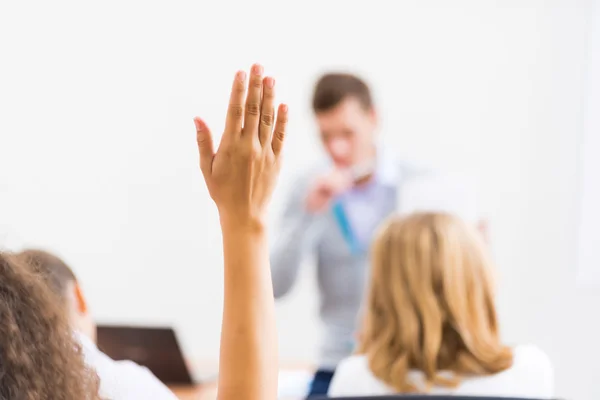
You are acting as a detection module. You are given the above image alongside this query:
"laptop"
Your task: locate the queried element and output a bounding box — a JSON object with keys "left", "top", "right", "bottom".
{"left": 96, "top": 325, "right": 200, "bottom": 386}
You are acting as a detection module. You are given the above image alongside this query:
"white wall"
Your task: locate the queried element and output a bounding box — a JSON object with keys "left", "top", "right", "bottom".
{"left": 0, "top": 1, "right": 596, "bottom": 399}
{"left": 577, "top": 0, "right": 600, "bottom": 287}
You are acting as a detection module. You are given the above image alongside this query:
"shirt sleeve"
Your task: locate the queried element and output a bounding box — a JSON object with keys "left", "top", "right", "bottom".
{"left": 270, "top": 173, "right": 324, "bottom": 298}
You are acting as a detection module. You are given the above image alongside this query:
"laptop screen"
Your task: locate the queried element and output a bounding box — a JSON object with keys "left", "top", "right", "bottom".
{"left": 96, "top": 325, "right": 194, "bottom": 385}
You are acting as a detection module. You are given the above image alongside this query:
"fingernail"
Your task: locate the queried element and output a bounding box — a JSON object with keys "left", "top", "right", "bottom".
{"left": 281, "top": 104, "right": 288, "bottom": 112}
{"left": 266, "top": 77, "right": 275, "bottom": 88}
{"left": 252, "top": 64, "right": 263, "bottom": 75}
{"left": 236, "top": 70, "right": 246, "bottom": 82}
{"left": 193, "top": 118, "right": 202, "bottom": 131}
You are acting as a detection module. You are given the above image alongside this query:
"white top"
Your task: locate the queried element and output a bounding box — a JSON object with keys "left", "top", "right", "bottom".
{"left": 77, "top": 332, "right": 178, "bottom": 400}
{"left": 329, "top": 345, "right": 554, "bottom": 399}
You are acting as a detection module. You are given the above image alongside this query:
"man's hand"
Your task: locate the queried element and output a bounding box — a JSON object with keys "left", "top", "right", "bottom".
{"left": 305, "top": 168, "right": 353, "bottom": 213}
{"left": 194, "top": 64, "right": 288, "bottom": 228}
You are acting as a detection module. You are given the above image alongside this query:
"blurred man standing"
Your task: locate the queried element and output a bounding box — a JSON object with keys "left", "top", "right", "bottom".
{"left": 272, "top": 72, "right": 486, "bottom": 397}
{"left": 270, "top": 73, "right": 432, "bottom": 397}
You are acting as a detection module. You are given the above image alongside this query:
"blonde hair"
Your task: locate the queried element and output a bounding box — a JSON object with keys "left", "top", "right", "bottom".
{"left": 358, "top": 212, "right": 513, "bottom": 393}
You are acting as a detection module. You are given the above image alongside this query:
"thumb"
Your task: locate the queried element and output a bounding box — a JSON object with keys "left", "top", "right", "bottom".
{"left": 194, "top": 117, "right": 215, "bottom": 175}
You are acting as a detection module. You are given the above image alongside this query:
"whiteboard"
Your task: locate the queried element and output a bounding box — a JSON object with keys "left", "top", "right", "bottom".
{"left": 576, "top": 1, "right": 600, "bottom": 287}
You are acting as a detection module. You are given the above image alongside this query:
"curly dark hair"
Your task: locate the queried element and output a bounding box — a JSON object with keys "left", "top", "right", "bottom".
{"left": 0, "top": 251, "right": 101, "bottom": 400}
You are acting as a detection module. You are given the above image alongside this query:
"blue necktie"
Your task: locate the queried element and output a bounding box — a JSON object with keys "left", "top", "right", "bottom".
{"left": 331, "top": 201, "right": 361, "bottom": 255}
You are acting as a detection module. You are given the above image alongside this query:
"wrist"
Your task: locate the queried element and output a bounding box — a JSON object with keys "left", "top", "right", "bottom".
{"left": 218, "top": 212, "right": 267, "bottom": 235}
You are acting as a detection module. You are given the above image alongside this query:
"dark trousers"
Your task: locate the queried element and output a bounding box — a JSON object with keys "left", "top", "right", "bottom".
{"left": 306, "top": 369, "right": 335, "bottom": 398}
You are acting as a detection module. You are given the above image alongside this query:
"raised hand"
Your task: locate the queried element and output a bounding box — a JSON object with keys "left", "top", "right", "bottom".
{"left": 193, "top": 65, "right": 287, "bottom": 400}
{"left": 194, "top": 64, "right": 288, "bottom": 228}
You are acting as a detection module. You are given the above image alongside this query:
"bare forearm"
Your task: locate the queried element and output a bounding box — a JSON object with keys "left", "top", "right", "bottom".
{"left": 217, "top": 221, "right": 278, "bottom": 400}
{"left": 196, "top": 64, "right": 287, "bottom": 400}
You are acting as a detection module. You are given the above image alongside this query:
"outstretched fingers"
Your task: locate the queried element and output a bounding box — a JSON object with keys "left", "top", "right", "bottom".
{"left": 271, "top": 104, "right": 288, "bottom": 156}
{"left": 259, "top": 76, "right": 275, "bottom": 146}
{"left": 243, "top": 64, "right": 264, "bottom": 138}
{"left": 194, "top": 117, "right": 215, "bottom": 175}
{"left": 224, "top": 70, "right": 247, "bottom": 138}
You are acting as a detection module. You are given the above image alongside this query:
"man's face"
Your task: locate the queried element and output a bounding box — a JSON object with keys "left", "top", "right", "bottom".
{"left": 316, "top": 97, "right": 377, "bottom": 169}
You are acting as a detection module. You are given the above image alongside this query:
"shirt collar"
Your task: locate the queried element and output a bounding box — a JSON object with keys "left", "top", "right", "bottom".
{"left": 75, "top": 330, "right": 96, "bottom": 350}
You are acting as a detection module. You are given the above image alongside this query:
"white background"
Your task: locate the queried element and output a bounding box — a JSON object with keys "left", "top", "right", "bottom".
{"left": 0, "top": 1, "right": 597, "bottom": 399}
{"left": 577, "top": 1, "right": 600, "bottom": 287}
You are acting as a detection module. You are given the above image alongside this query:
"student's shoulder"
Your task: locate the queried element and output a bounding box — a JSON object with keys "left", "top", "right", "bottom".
{"left": 112, "top": 360, "right": 179, "bottom": 399}
{"left": 329, "top": 355, "right": 391, "bottom": 397}
{"left": 336, "top": 354, "right": 370, "bottom": 373}
{"left": 512, "top": 344, "right": 553, "bottom": 374}
{"left": 506, "top": 345, "right": 554, "bottom": 397}
{"left": 113, "top": 359, "right": 161, "bottom": 382}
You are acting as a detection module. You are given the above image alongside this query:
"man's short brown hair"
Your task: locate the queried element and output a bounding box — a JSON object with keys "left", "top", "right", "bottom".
{"left": 18, "top": 249, "right": 76, "bottom": 300}
{"left": 312, "top": 73, "right": 373, "bottom": 113}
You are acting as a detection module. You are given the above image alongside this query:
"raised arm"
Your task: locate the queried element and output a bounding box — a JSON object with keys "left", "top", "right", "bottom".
{"left": 194, "top": 64, "right": 288, "bottom": 400}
